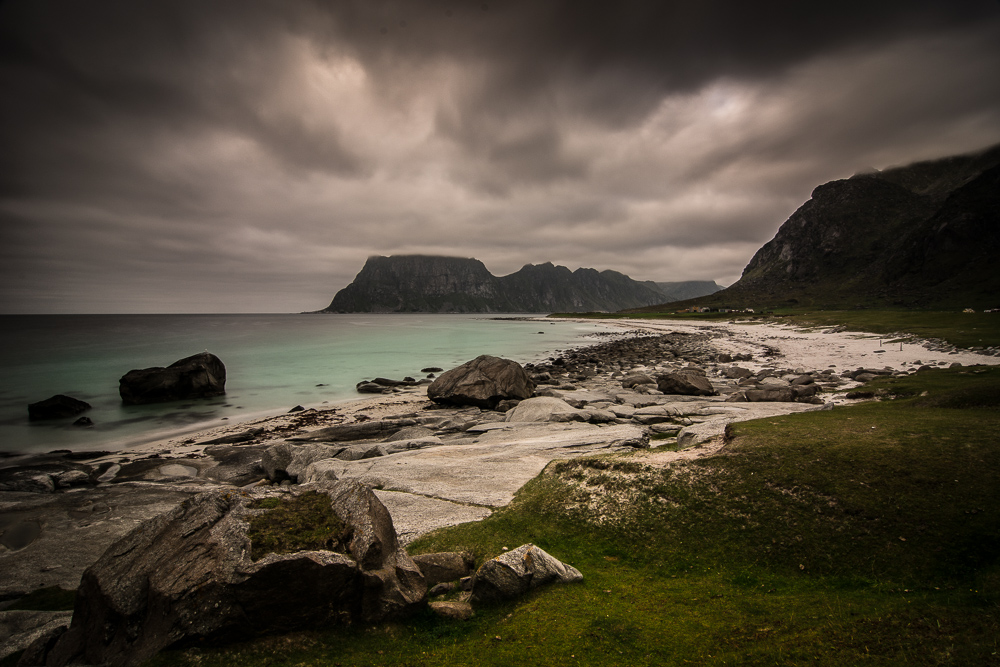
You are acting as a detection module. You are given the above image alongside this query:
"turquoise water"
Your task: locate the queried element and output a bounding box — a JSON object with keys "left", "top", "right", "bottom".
{"left": 0, "top": 314, "right": 608, "bottom": 454}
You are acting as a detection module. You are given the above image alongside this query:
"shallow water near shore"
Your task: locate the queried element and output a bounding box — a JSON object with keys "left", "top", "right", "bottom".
{"left": 0, "top": 314, "right": 611, "bottom": 454}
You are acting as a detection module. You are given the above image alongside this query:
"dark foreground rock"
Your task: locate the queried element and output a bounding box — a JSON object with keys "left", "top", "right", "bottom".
{"left": 27, "top": 395, "right": 91, "bottom": 421}
{"left": 118, "top": 352, "right": 226, "bottom": 405}
{"left": 34, "top": 481, "right": 424, "bottom": 667}
{"left": 470, "top": 544, "right": 583, "bottom": 603}
{"left": 427, "top": 355, "right": 535, "bottom": 409}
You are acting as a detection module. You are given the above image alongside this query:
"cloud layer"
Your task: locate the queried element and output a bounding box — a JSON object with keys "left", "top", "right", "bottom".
{"left": 2, "top": 0, "right": 1000, "bottom": 312}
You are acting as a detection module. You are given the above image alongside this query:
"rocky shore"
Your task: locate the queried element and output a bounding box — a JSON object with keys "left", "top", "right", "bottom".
{"left": 2, "top": 317, "right": 998, "bottom": 660}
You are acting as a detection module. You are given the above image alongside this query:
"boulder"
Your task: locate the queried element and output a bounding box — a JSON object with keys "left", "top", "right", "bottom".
{"left": 0, "top": 470, "right": 55, "bottom": 494}
{"left": 792, "top": 384, "right": 819, "bottom": 398}
{"left": 262, "top": 443, "right": 344, "bottom": 482}
{"left": 579, "top": 409, "right": 617, "bottom": 424}
{"left": 631, "top": 405, "right": 680, "bottom": 425}
{"left": 118, "top": 352, "right": 226, "bottom": 405}
{"left": 411, "top": 552, "right": 475, "bottom": 587}
{"left": 357, "top": 382, "right": 390, "bottom": 394}
{"left": 620, "top": 373, "right": 655, "bottom": 388}
{"left": 723, "top": 366, "right": 754, "bottom": 380}
{"left": 366, "top": 377, "right": 422, "bottom": 388}
{"left": 299, "top": 459, "right": 341, "bottom": 487}
{"left": 202, "top": 444, "right": 269, "bottom": 486}
{"left": 27, "top": 395, "right": 91, "bottom": 421}
{"left": 495, "top": 399, "right": 522, "bottom": 412}
{"left": 470, "top": 544, "right": 583, "bottom": 603}
{"left": 39, "top": 482, "right": 424, "bottom": 667}
{"left": 428, "top": 601, "right": 474, "bottom": 620}
{"left": 745, "top": 387, "right": 797, "bottom": 402}
{"left": 53, "top": 470, "right": 91, "bottom": 488}
{"left": 504, "top": 396, "right": 583, "bottom": 423}
{"left": 655, "top": 371, "right": 717, "bottom": 396}
{"left": 427, "top": 355, "right": 535, "bottom": 410}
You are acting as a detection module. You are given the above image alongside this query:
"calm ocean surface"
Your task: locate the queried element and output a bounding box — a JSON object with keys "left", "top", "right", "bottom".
{"left": 0, "top": 314, "right": 611, "bottom": 454}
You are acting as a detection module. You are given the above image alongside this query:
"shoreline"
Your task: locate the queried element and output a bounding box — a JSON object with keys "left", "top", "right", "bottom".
{"left": 13, "top": 317, "right": 627, "bottom": 464}
{"left": 0, "top": 313, "right": 612, "bottom": 458}
{"left": 35, "top": 315, "right": 1000, "bottom": 467}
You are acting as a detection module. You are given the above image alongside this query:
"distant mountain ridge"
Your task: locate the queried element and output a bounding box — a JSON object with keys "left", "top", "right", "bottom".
{"left": 637, "top": 143, "right": 1000, "bottom": 311}
{"left": 649, "top": 281, "right": 724, "bottom": 302}
{"left": 320, "top": 255, "right": 720, "bottom": 313}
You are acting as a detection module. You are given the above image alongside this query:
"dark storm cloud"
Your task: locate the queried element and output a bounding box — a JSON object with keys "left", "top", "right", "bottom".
{"left": 2, "top": 0, "right": 1000, "bottom": 312}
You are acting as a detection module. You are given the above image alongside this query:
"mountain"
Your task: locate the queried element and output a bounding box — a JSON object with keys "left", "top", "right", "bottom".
{"left": 647, "top": 281, "right": 724, "bottom": 302}
{"left": 319, "top": 255, "right": 676, "bottom": 313}
{"left": 642, "top": 143, "right": 1000, "bottom": 311}
{"left": 321, "top": 256, "right": 511, "bottom": 313}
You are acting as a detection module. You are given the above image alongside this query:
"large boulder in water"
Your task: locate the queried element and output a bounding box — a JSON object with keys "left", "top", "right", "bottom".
{"left": 427, "top": 355, "right": 535, "bottom": 410}
{"left": 27, "top": 395, "right": 91, "bottom": 421}
{"left": 39, "top": 481, "right": 425, "bottom": 667}
{"left": 118, "top": 352, "right": 226, "bottom": 405}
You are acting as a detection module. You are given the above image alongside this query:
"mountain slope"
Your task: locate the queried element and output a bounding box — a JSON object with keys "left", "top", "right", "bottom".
{"left": 657, "top": 143, "right": 1000, "bottom": 311}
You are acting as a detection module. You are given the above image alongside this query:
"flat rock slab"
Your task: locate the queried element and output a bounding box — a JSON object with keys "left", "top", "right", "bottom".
{"left": 0, "top": 484, "right": 205, "bottom": 597}
{"left": 328, "top": 423, "right": 646, "bottom": 508}
{"left": 373, "top": 490, "right": 492, "bottom": 546}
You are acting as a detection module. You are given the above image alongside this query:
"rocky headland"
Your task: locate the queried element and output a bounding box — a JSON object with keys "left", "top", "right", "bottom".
{"left": 659, "top": 142, "right": 1000, "bottom": 311}
{"left": 2, "top": 318, "right": 999, "bottom": 661}
{"left": 320, "top": 255, "right": 719, "bottom": 313}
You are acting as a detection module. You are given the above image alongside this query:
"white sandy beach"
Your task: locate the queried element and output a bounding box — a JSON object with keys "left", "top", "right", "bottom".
{"left": 110, "top": 316, "right": 999, "bottom": 462}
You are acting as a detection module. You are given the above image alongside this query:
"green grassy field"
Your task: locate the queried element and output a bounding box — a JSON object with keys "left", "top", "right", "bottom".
{"left": 551, "top": 309, "right": 1000, "bottom": 349}
{"left": 134, "top": 366, "right": 999, "bottom": 666}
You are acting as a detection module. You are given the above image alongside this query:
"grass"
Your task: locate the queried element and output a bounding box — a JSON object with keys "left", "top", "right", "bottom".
{"left": 775, "top": 311, "right": 1000, "bottom": 349}
{"left": 147, "top": 366, "right": 1000, "bottom": 666}
{"left": 550, "top": 309, "right": 1000, "bottom": 349}
{"left": 247, "top": 492, "right": 353, "bottom": 561}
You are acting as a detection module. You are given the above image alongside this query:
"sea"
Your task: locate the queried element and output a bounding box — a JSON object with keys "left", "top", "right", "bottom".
{"left": 0, "top": 314, "right": 613, "bottom": 455}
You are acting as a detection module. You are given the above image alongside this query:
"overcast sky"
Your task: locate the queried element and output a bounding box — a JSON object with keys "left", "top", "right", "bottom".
{"left": 2, "top": 0, "right": 1000, "bottom": 313}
